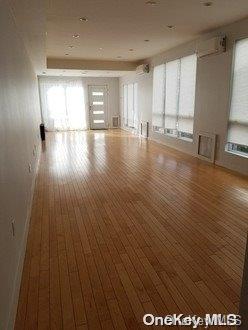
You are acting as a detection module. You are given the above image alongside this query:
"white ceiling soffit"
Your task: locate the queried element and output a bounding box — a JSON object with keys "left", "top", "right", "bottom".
{"left": 46, "top": 0, "right": 248, "bottom": 61}
{"left": 9, "top": 0, "right": 46, "bottom": 73}
{"left": 40, "top": 69, "right": 133, "bottom": 77}
{"left": 47, "top": 58, "right": 139, "bottom": 71}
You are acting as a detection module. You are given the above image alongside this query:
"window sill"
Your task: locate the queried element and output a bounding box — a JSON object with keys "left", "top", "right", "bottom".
{"left": 153, "top": 130, "right": 193, "bottom": 143}
{"left": 225, "top": 150, "right": 248, "bottom": 159}
{"left": 178, "top": 136, "right": 193, "bottom": 143}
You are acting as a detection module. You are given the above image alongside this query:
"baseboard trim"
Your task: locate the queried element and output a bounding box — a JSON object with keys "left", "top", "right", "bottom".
{"left": 7, "top": 142, "right": 41, "bottom": 330}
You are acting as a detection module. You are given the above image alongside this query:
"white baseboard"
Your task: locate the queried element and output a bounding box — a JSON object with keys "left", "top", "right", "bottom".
{"left": 7, "top": 142, "right": 41, "bottom": 330}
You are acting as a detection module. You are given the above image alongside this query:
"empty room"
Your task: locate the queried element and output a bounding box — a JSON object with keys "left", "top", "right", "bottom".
{"left": 1, "top": 0, "right": 248, "bottom": 329}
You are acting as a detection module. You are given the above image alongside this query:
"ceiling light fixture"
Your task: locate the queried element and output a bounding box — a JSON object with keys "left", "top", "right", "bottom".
{"left": 146, "top": 0, "right": 157, "bottom": 5}
{"left": 79, "top": 17, "right": 88, "bottom": 22}
{"left": 72, "top": 34, "right": 80, "bottom": 38}
{"left": 203, "top": 1, "right": 212, "bottom": 6}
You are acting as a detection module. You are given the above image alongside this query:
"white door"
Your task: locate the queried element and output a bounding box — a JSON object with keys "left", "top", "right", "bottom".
{"left": 88, "top": 85, "right": 108, "bottom": 129}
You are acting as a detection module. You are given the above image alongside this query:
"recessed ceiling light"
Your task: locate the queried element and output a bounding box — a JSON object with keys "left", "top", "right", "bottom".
{"left": 129, "top": 48, "right": 134, "bottom": 51}
{"left": 72, "top": 34, "right": 80, "bottom": 38}
{"left": 146, "top": 0, "right": 157, "bottom": 5}
{"left": 203, "top": 1, "right": 212, "bottom": 6}
{"left": 79, "top": 17, "right": 88, "bottom": 22}
{"left": 167, "top": 25, "right": 174, "bottom": 29}
{"left": 144, "top": 39, "right": 150, "bottom": 42}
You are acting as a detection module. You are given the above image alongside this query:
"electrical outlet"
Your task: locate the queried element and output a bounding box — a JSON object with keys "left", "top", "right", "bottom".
{"left": 28, "top": 163, "right": 32, "bottom": 173}
{"left": 11, "top": 219, "right": 15, "bottom": 237}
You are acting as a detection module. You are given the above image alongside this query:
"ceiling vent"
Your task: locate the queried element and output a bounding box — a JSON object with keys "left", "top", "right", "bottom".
{"left": 196, "top": 36, "right": 226, "bottom": 58}
{"left": 136, "top": 64, "right": 149, "bottom": 75}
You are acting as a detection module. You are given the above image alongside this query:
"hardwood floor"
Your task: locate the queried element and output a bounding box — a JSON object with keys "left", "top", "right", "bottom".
{"left": 15, "top": 129, "right": 248, "bottom": 329}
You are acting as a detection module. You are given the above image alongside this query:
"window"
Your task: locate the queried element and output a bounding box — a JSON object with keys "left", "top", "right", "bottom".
{"left": 39, "top": 78, "right": 87, "bottom": 131}
{"left": 123, "top": 83, "right": 138, "bottom": 129}
{"left": 152, "top": 54, "right": 197, "bottom": 141}
{"left": 227, "top": 38, "right": 248, "bottom": 157}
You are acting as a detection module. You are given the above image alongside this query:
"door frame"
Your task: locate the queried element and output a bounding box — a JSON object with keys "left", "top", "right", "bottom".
{"left": 88, "top": 84, "right": 109, "bottom": 130}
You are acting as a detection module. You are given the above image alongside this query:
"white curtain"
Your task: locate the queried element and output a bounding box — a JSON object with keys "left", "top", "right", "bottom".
{"left": 123, "top": 84, "right": 128, "bottom": 126}
{"left": 39, "top": 77, "right": 88, "bottom": 131}
{"left": 133, "top": 83, "right": 139, "bottom": 130}
{"left": 127, "top": 83, "right": 134, "bottom": 127}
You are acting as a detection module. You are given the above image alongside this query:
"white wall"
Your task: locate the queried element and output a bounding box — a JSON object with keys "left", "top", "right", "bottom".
{"left": 39, "top": 76, "right": 119, "bottom": 128}
{"left": 0, "top": 1, "right": 41, "bottom": 329}
{"left": 120, "top": 18, "right": 248, "bottom": 176}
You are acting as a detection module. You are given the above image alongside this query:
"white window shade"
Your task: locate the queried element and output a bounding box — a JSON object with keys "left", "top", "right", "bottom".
{"left": 228, "top": 39, "right": 248, "bottom": 146}
{"left": 152, "top": 64, "right": 165, "bottom": 128}
{"left": 123, "top": 85, "right": 128, "bottom": 126}
{"left": 127, "top": 84, "right": 134, "bottom": 127}
{"left": 164, "top": 60, "right": 180, "bottom": 130}
{"left": 178, "top": 54, "right": 197, "bottom": 134}
{"left": 133, "top": 83, "right": 139, "bottom": 129}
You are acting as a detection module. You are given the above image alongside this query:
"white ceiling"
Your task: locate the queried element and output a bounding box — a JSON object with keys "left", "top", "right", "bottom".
{"left": 47, "top": 0, "right": 248, "bottom": 61}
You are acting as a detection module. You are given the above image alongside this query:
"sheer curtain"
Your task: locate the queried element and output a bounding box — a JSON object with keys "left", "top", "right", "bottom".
{"left": 39, "top": 77, "right": 88, "bottom": 131}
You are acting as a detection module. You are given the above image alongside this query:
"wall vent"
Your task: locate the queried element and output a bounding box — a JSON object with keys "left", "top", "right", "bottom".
{"left": 196, "top": 36, "right": 226, "bottom": 58}
{"left": 112, "top": 116, "right": 119, "bottom": 128}
{"left": 197, "top": 132, "right": 216, "bottom": 163}
{"left": 140, "top": 121, "right": 149, "bottom": 138}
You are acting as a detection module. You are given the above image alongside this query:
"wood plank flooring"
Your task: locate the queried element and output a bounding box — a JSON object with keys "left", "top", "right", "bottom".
{"left": 15, "top": 129, "right": 248, "bottom": 329}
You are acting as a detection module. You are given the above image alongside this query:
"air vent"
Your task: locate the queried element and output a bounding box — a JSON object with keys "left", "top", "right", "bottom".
{"left": 197, "top": 132, "right": 216, "bottom": 163}
{"left": 112, "top": 116, "right": 119, "bottom": 128}
{"left": 136, "top": 64, "right": 149, "bottom": 75}
{"left": 140, "top": 121, "right": 149, "bottom": 138}
{"left": 196, "top": 36, "right": 226, "bottom": 58}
